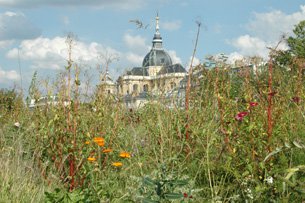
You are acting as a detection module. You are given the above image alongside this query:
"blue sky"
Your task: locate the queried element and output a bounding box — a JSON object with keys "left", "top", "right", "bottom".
{"left": 0, "top": 0, "right": 304, "bottom": 92}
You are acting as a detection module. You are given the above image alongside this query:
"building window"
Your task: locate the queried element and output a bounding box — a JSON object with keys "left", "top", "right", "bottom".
{"left": 170, "top": 82, "right": 176, "bottom": 89}
{"left": 133, "top": 84, "right": 138, "bottom": 92}
{"left": 108, "top": 90, "right": 111, "bottom": 94}
{"left": 161, "top": 58, "right": 165, "bottom": 64}
{"left": 143, "top": 84, "right": 149, "bottom": 92}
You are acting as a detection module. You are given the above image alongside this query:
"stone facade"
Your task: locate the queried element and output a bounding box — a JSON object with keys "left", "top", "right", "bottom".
{"left": 98, "top": 14, "right": 187, "bottom": 109}
{"left": 117, "top": 14, "right": 187, "bottom": 100}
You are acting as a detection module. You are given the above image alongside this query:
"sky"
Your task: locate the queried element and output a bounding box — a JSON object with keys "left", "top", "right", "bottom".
{"left": 0, "top": 0, "right": 304, "bottom": 92}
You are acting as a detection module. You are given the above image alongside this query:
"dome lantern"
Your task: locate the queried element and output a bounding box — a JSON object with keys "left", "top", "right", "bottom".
{"left": 142, "top": 13, "right": 172, "bottom": 67}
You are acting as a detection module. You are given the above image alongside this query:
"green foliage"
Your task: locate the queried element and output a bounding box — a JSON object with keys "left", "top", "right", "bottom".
{"left": 287, "top": 20, "right": 305, "bottom": 58}
{"left": 0, "top": 88, "right": 23, "bottom": 115}
{"left": 28, "top": 71, "right": 41, "bottom": 102}
{"left": 1, "top": 20, "right": 305, "bottom": 202}
{"left": 275, "top": 20, "right": 305, "bottom": 68}
{"left": 140, "top": 165, "right": 190, "bottom": 202}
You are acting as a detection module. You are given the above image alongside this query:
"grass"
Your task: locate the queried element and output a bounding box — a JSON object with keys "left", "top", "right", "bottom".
{"left": 0, "top": 121, "right": 50, "bottom": 203}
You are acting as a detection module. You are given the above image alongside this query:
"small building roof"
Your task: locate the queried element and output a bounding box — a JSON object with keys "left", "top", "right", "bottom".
{"left": 126, "top": 67, "right": 149, "bottom": 76}
{"left": 158, "top": 63, "right": 186, "bottom": 75}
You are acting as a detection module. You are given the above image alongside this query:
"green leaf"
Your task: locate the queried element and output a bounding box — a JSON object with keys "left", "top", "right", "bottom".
{"left": 293, "top": 141, "right": 304, "bottom": 149}
{"left": 164, "top": 193, "right": 184, "bottom": 199}
{"left": 171, "top": 179, "right": 189, "bottom": 187}
{"left": 143, "top": 177, "right": 156, "bottom": 187}
{"left": 263, "top": 147, "right": 283, "bottom": 162}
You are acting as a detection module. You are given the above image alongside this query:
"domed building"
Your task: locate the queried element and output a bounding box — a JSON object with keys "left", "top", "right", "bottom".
{"left": 117, "top": 14, "right": 187, "bottom": 101}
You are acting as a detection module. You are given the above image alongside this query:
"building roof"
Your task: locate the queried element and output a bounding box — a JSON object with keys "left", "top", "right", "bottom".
{"left": 142, "top": 49, "right": 172, "bottom": 67}
{"left": 158, "top": 63, "right": 186, "bottom": 75}
{"left": 126, "top": 67, "right": 149, "bottom": 76}
{"left": 101, "top": 70, "right": 115, "bottom": 85}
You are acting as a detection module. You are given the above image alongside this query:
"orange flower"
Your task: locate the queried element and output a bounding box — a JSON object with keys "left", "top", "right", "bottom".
{"left": 112, "top": 162, "right": 123, "bottom": 167}
{"left": 103, "top": 148, "right": 113, "bottom": 153}
{"left": 93, "top": 137, "right": 105, "bottom": 146}
{"left": 119, "top": 152, "right": 131, "bottom": 158}
{"left": 87, "top": 157, "right": 96, "bottom": 162}
{"left": 97, "top": 140, "right": 105, "bottom": 146}
{"left": 85, "top": 141, "right": 90, "bottom": 145}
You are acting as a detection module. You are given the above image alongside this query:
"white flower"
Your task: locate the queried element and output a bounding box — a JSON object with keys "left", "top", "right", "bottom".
{"left": 14, "top": 122, "right": 20, "bottom": 128}
{"left": 265, "top": 176, "right": 273, "bottom": 184}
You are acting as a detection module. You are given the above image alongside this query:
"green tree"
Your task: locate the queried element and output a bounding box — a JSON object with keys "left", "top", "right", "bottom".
{"left": 275, "top": 20, "right": 305, "bottom": 67}
{"left": 26, "top": 71, "right": 41, "bottom": 105}
{"left": 287, "top": 20, "right": 305, "bottom": 58}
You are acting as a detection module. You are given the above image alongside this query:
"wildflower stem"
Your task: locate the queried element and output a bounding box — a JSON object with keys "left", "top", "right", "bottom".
{"left": 185, "top": 20, "right": 201, "bottom": 141}
{"left": 267, "top": 57, "right": 273, "bottom": 152}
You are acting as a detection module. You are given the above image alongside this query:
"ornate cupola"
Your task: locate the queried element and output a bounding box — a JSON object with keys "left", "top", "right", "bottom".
{"left": 142, "top": 13, "right": 172, "bottom": 68}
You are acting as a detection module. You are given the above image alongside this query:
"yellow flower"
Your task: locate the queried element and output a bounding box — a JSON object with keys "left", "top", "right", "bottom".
{"left": 87, "top": 157, "right": 96, "bottom": 162}
{"left": 112, "top": 162, "right": 123, "bottom": 167}
{"left": 119, "top": 152, "right": 131, "bottom": 158}
{"left": 103, "top": 148, "right": 113, "bottom": 153}
{"left": 93, "top": 137, "right": 105, "bottom": 146}
{"left": 85, "top": 141, "right": 90, "bottom": 145}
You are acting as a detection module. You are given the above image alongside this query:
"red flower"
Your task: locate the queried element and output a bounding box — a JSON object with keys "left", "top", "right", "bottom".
{"left": 292, "top": 96, "right": 300, "bottom": 103}
{"left": 235, "top": 111, "right": 248, "bottom": 121}
{"left": 183, "top": 193, "right": 188, "bottom": 198}
{"left": 249, "top": 102, "right": 258, "bottom": 107}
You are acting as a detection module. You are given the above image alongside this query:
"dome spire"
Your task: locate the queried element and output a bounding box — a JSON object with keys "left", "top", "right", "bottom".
{"left": 155, "top": 12, "right": 160, "bottom": 34}
{"left": 152, "top": 12, "right": 163, "bottom": 49}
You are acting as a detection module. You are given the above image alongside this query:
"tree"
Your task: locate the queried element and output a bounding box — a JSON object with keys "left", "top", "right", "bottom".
{"left": 28, "top": 71, "right": 40, "bottom": 100}
{"left": 287, "top": 20, "right": 305, "bottom": 58}
{"left": 275, "top": 20, "right": 305, "bottom": 67}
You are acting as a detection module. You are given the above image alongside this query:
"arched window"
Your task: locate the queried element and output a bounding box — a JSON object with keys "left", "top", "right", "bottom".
{"left": 143, "top": 84, "right": 149, "bottom": 92}
{"left": 170, "top": 82, "right": 176, "bottom": 89}
{"left": 133, "top": 84, "right": 138, "bottom": 92}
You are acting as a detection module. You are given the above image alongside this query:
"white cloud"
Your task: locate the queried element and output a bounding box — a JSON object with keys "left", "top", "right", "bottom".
{"left": 123, "top": 33, "right": 149, "bottom": 53}
{"left": 247, "top": 5, "right": 305, "bottom": 42}
{"left": 0, "top": 11, "right": 41, "bottom": 41}
{"left": 226, "top": 52, "right": 245, "bottom": 64}
{"left": 161, "top": 20, "right": 182, "bottom": 31}
{"left": 229, "top": 5, "right": 305, "bottom": 59}
{"left": 230, "top": 35, "right": 269, "bottom": 57}
{"left": 0, "top": 67, "right": 20, "bottom": 83}
{"left": 0, "top": 0, "right": 146, "bottom": 9}
{"left": 167, "top": 50, "right": 182, "bottom": 64}
{"left": 125, "top": 52, "right": 143, "bottom": 65}
{"left": 6, "top": 36, "right": 121, "bottom": 70}
{"left": 186, "top": 56, "right": 200, "bottom": 70}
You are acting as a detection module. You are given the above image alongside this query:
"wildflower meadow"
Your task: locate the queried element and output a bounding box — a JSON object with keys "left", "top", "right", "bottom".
{"left": 0, "top": 20, "right": 305, "bottom": 202}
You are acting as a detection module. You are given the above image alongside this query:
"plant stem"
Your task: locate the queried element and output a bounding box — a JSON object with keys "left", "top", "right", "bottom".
{"left": 185, "top": 21, "right": 201, "bottom": 140}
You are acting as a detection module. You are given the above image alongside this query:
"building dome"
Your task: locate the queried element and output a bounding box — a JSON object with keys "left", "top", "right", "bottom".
{"left": 142, "top": 49, "right": 172, "bottom": 67}
{"left": 142, "top": 13, "right": 173, "bottom": 67}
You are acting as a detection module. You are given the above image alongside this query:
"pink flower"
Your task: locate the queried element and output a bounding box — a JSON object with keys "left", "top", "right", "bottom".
{"left": 235, "top": 111, "right": 248, "bottom": 121}
{"left": 249, "top": 102, "right": 258, "bottom": 107}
